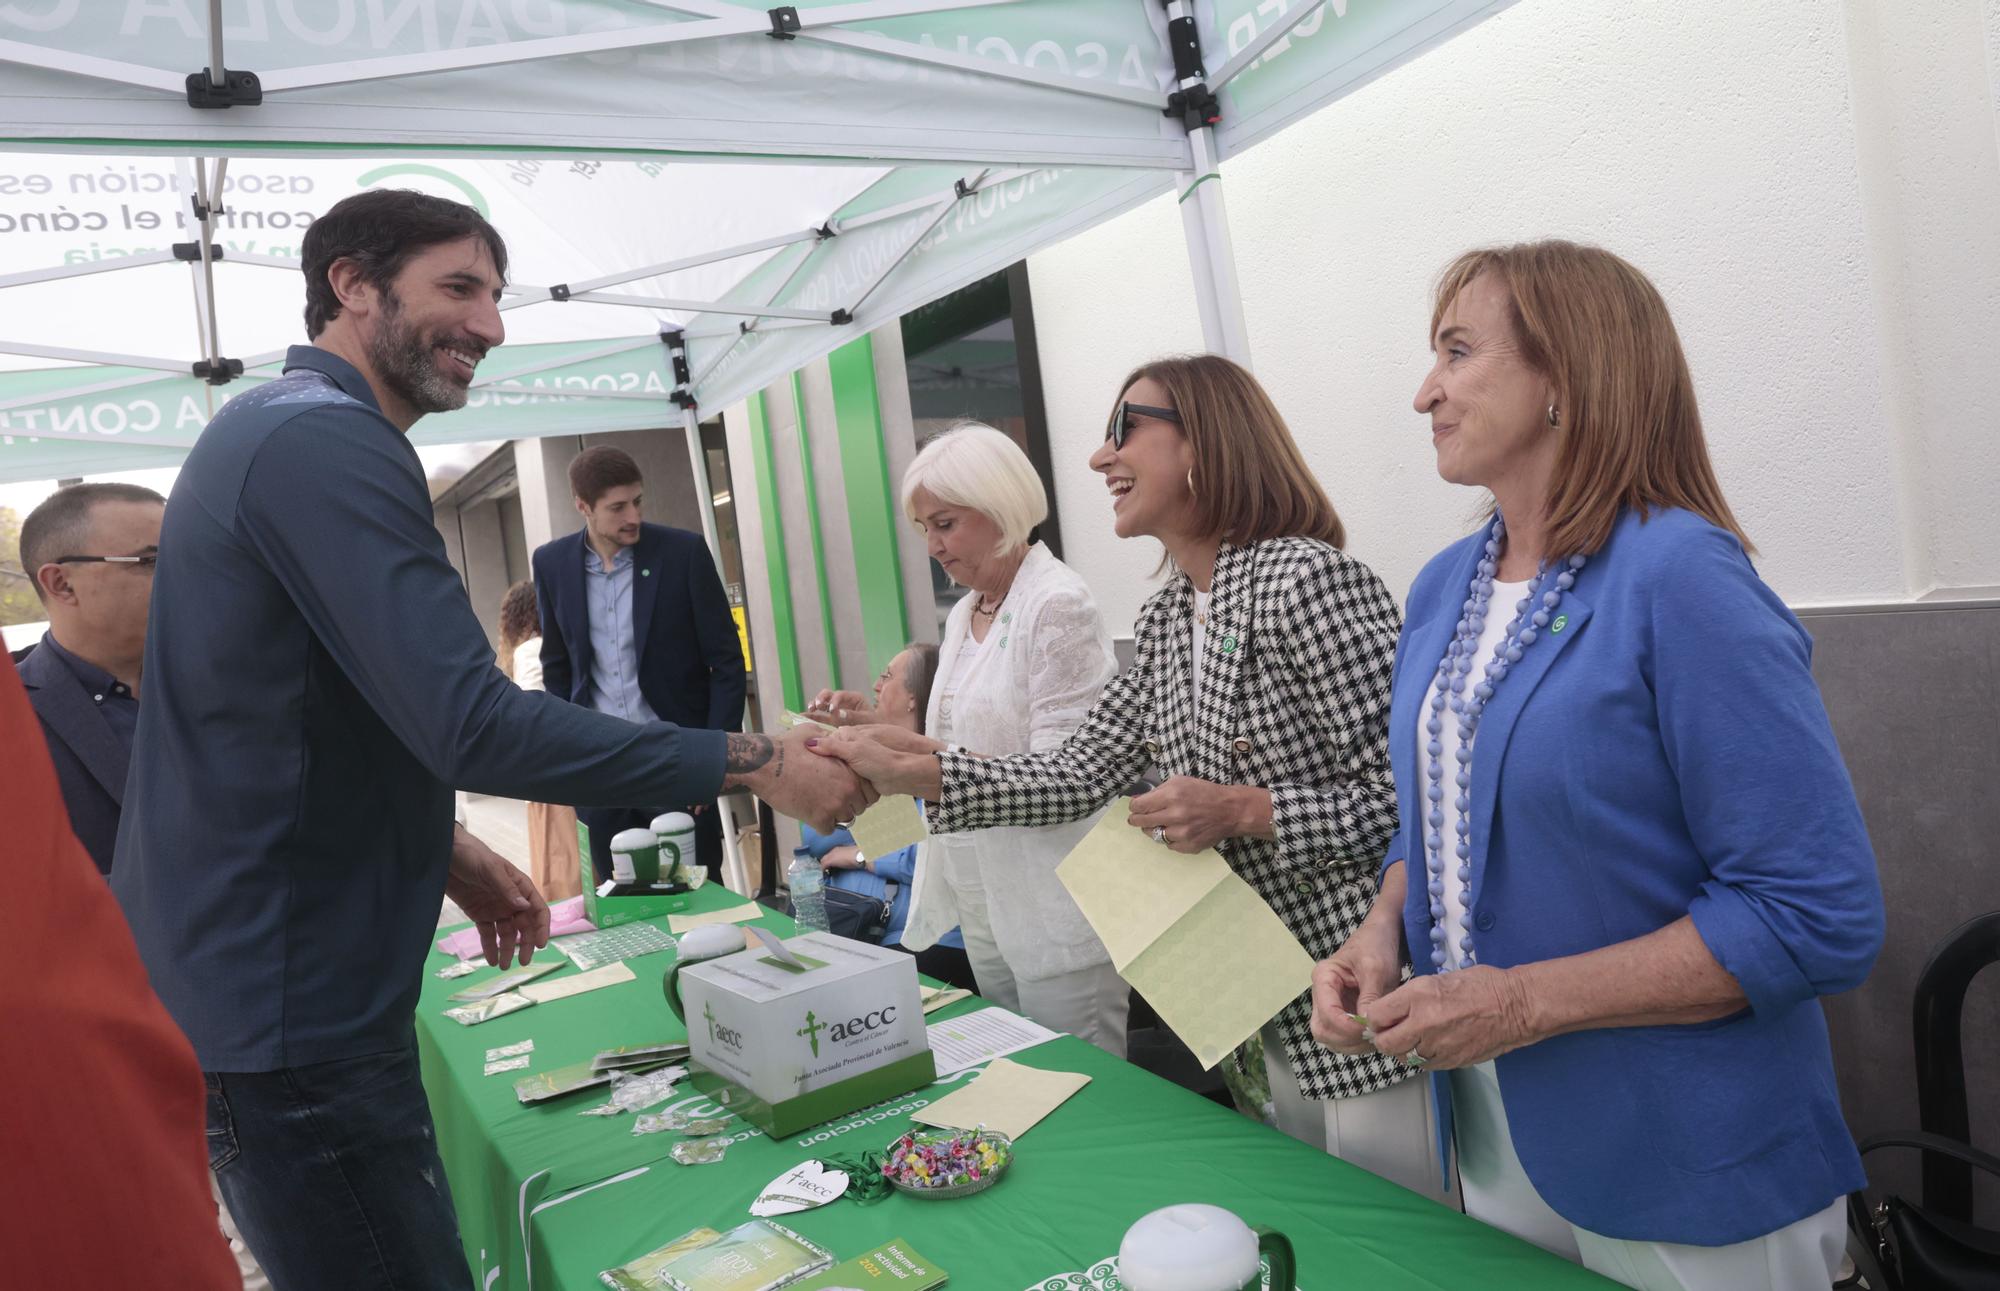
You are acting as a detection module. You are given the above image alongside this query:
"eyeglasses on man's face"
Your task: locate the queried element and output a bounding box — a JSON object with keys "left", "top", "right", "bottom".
{"left": 1105, "top": 401, "right": 1182, "bottom": 451}
{"left": 55, "top": 553, "right": 159, "bottom": 572}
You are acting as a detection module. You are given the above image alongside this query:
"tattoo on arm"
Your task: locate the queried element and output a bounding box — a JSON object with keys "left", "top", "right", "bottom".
{"left": 725, "top": 733, "right": 776, "bottom": 776}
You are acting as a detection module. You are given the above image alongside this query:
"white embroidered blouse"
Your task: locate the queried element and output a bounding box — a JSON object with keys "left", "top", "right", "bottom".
{"left": 902, "top": 542, "right": 1118, "bottom": 979}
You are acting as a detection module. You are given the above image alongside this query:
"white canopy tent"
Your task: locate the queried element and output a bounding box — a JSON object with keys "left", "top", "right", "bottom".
{"left": 0, "top": 0, "right": 1517, "bottom": 538}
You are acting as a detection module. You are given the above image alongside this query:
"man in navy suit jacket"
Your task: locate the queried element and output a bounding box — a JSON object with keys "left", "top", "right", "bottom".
{"left": 15, "top": 482, "right": 165, "bottom": 875}
{"left": 532, "top": 446, "right": 747, "bottom": 884}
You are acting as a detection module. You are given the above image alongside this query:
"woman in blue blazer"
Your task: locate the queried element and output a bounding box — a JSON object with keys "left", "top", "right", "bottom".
{"left": 1314, "top": 241, "right": 1883, "bottom": 1291}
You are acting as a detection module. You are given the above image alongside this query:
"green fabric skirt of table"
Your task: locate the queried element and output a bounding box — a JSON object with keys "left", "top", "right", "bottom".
{"left": 417, "top": 887, "right": 1616, "bottom": 1290}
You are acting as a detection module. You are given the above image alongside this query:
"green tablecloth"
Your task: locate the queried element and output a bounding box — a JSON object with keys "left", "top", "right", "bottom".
{"left": 418, "top": 888, "right": 1614, "bottom": 1290}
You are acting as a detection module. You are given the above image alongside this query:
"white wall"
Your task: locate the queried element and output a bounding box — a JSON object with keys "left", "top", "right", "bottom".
{"left": 1028, "top": 0, "right": 2000, "bottom": 634}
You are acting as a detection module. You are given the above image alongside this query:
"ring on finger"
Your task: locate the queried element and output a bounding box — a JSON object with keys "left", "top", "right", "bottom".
{"left": 1404, "top": 1047, "right": 1427, "bottom": 1068}
{"left": 1151, "top": 825, "right": 1168, "bottom": 845}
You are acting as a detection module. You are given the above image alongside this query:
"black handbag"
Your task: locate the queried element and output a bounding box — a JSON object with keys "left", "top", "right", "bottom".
{"left": 1848, "top": 1133, "right": 2000, "bottom": 1290}
{"left": 1845, "top": 912, "right": 2000, "bottom": 1291}
{"left": 824, "top": 879, "right": 898, "bottom": 944}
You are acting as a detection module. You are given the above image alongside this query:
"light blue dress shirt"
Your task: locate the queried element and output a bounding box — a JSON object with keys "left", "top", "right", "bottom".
{"left": 583, "top": 543, "right": 659, "bottom": 725}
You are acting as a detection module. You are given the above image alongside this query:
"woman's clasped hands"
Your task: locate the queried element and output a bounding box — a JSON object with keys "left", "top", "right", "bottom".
{"left": 1310, "top": 898, "right": 1542, "bottom": 1071}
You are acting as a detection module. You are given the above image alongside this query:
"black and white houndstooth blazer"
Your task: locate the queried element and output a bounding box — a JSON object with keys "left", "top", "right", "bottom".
{"left": 929, "top": 537, "right": 1411, "bottom": 1100}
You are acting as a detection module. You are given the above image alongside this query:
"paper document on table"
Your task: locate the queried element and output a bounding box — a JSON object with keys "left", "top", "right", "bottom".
{"left": 1057, "top": 799, "right": 1313, "bottom": 1069}
{"left": 848, "top": 794, "right": 928, "bottom": 862}
{"left": 669, "top": 901, "right": 766, "bottom": 934}
{"left": 926, "top": 1007, "right": 1062, "bottom": 1075}
{"left": 912, "top": 1057, "right": 1090, "bottom": 1140}
{"left": 518, "top": 961, "right": 635, "bottom": 1003}
{"left": 919, "top": 985, "right": 971, "bottom": 1014}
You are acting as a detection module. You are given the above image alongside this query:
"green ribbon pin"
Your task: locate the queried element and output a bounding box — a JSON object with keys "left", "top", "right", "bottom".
{"left": 1551, "top": 614, "right": 1568, "bottom": 634}
{"left": 1220, "top": 635, "right": 1238, "bottom": 655}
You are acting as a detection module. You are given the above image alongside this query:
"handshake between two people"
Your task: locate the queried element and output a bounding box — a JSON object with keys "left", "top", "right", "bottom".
{"left": 719, "top": 724, "right": 945, "bottom": 836}
{"left": 794, "top": 687, "right": 1278, "bottom": 857}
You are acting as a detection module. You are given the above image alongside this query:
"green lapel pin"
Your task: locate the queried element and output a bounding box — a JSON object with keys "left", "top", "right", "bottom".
{"left": 1550, "top": 614, "right": 1567, "bottom": 634}
{"left": 641, "top": 568, "right": 651, "bottom": 578}
{"left": 1220, "top": 634, "right": 1238, "bottom": 655}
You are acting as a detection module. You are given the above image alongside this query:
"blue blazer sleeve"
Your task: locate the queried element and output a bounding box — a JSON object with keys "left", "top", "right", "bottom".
{"left": 1653, "top": 527, "right": 1883, "bottom": 1013}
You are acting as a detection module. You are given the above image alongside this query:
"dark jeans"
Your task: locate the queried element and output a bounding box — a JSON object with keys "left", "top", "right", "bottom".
{"left": 579, "top": 804, "right": 723, "bottom": 885}
{"left": 206, "top": 1046, "right": 472, "bottom": 1291}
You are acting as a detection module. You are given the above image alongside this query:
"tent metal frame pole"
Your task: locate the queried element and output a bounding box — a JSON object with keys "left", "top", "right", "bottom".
{"left": 844, "top": 195, "right": 964, "bottom": 320}
{"left": 255, "top": 0, "right": 1019, "bottom": 95}
{"left": 199, "top": 159, "right": 227, "bottom": 371}
{"left": 467, "top": 338, "right": 665, "bottom": 389}
{"left": 1164, "top": 1, "right": 1252, "bottom": 366}
{"left": 565, "top": 292, "right": 837, "bottom": 323}
{"left": 204, "top": 0, "right": 227, "bottom": 88}
{"left": 0, "top": 40, "right": 184, "bottom": 93}
{"left": 564, "top": 229, "right": 823, "bottom": 297}
{"left": 640, "top": 0, "right": 1166, "bottom": 110}
{"left": 1209, "top": 0, "right": 1332, "bottom": 90}
{"left": 223, "top": 251, "right": 304, "bottom": 270}
{"left": 0, "top": 371, "right": 182, "bottom": 416}
{"left": 468, "top": 384, "right": 686, "bottom": 403}
{"left": 687, "top": 240, "right": 825, "bottom": 393}
{"left": 0, "top": 342, "right": 197, "bottom": 374}
{"left": 832, "top": 166, "right": 1035, "bottom": 233}
{"left": 0, "top": 251, "right": 178, "bottom": 291}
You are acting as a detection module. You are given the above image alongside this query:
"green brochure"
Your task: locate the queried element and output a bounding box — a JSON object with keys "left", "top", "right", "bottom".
{"left": 790, "top": 1238, "right": 947, "bottom": 1290}
{"left": 599, "top": 1219, "right": 833, "bottom": 1291}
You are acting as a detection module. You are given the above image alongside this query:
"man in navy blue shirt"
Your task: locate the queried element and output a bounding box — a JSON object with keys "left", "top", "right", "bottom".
{"left": 113, "top": 189, "right": 870, "bottom": 1291}
{"left": 16, "top": 482, "right": 163, "bottom": 874}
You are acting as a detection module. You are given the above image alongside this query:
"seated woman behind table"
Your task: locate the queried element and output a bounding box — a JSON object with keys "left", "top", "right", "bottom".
{"left": 1314, "top": 240, "right": 1883, "bottom": 1291}
{"left": 798, "top": 642, "right": 976, "bottom": 992}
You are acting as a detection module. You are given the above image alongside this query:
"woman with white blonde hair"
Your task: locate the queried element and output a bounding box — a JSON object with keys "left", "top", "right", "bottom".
{"left": 810, "top": 423, "right": 1128, "bottom": 1055}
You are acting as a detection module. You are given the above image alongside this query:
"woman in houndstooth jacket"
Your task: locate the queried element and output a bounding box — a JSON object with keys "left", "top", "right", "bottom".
{"left": 818, "top": 355, "right": 1442, "bottom": 1200}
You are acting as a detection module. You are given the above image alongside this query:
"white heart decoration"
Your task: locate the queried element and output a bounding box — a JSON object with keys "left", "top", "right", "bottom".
{"left": 748, "top": 1159, "right": 851, "bottom": 1217}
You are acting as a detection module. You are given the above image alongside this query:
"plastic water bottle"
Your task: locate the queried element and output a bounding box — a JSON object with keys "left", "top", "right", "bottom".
{"left": 787, "top": 851, "right": 829, "bottom": 933}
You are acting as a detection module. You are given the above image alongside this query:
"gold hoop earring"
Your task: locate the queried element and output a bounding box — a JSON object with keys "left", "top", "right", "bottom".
{"left": 1547, "top": 404, "right": 1561, "bottom": 428}
{"left": 1186, "top": 468, "right": 1197, "bottom": 499}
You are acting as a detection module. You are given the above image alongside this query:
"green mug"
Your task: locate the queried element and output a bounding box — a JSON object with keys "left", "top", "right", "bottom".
{"left": 1117, "top": 1204, "right": 1294, "bottom": 1291}
{"left": 608, "top": 827, "right": 660, "bottom": 889}
{"left": 649, "top": 811, "right": 698, "bottom": 887}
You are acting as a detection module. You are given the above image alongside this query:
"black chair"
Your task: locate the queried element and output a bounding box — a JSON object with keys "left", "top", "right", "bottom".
{"left": 1847, "top": 912, "right": 2000, "bottom": 1289}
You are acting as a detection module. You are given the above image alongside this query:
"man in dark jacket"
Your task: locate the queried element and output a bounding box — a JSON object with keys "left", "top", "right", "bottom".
{"left": 16, "top": 481, "right": 164, "bottom": 874}
{"left": 532, "top": 446, "right": 747, "bottom": 884}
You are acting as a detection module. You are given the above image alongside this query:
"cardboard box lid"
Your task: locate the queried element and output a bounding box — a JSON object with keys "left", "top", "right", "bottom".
{"left": 684, "top": 931, "right": 909, "bottom": 1002}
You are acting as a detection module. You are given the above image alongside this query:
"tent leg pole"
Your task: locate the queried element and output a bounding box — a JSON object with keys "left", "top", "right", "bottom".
{"left": 681, "top": 400, "right": 751, "bottom": 895}
{"left": 682, "top": 403, "right": 724, "bottom": 566}
{"left": 1177, "top": 127, "right": 1253, "bottom": 367}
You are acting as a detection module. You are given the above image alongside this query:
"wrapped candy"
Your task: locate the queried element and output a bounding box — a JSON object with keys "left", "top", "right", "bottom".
{"left": 877, "top": 1128, "right": 1013, "bottom": 1198}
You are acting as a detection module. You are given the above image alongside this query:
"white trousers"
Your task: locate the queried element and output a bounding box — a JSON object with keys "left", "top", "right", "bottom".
{"left": 949, "top": 846, "right": 1129, "bottom": 1058}
{"left": 1260, "top": 1022, "right": 1450, "bottom": 1205}
{"left": 1451, "top": 1060, "right": 1846, "bottom": 1291}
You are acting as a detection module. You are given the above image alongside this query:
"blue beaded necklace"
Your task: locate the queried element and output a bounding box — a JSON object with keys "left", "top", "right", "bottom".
{"left": 1422, "top": 514, "right": 1587, "bottom": 969}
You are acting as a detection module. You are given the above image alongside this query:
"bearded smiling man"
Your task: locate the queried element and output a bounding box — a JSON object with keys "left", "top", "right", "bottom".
{"left": 112, "top": 190, "right": 870, "bottom": 1291}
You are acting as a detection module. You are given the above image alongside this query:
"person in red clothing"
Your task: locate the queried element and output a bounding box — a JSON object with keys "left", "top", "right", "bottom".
{"left": 0, "top": 647, "right": 238, "bottom": 1288}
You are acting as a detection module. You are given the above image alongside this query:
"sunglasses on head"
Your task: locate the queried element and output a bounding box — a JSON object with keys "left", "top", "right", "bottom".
{"left": 1106, "top": 401, "right": 1181, "bottom": 450}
